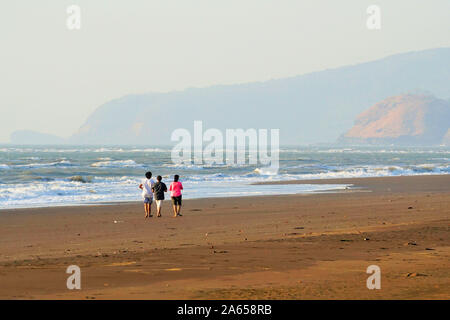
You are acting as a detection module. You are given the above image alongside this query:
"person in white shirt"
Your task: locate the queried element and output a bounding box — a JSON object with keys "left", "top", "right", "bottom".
{"left": 139, "top": 171, "right": 155, "bottom": 218}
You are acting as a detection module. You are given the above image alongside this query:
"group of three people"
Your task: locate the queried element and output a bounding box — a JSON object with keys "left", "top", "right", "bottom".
{"left": 139, "top": 172, "right": 183, "bottom": 218}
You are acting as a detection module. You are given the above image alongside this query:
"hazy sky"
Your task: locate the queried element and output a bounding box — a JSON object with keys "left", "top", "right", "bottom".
{"left": 0, "top": 0, "right": 449, "bottom": 142}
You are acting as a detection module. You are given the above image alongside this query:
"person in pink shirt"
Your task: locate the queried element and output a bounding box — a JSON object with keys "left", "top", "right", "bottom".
{"left": 169, "top": 174, "right": 183, "bottom": 217}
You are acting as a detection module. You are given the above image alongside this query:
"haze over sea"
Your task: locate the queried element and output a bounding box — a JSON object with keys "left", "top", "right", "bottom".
{"left": 0, "top": 145, "right": 449, "bottom": 209}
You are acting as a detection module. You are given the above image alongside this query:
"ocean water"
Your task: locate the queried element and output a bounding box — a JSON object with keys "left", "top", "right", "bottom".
{"left": 0, "top": 145, "right": 449, "bottom": 209}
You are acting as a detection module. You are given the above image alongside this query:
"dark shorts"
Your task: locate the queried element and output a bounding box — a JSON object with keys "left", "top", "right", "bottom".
{"left": 143, "top": 197, "right": 153, "bottom": 204}
{"left": 171, "top": 195, "right": 182, "bottom": 206}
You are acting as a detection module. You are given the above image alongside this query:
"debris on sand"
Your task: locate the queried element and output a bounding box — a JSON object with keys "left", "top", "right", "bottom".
{"left": 406, "top": 272, "right": 428, "bottom": 277}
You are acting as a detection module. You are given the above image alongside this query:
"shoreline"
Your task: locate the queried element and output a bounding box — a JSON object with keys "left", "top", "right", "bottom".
{"left": 255, "top": 174, "right": 450, "bottom": 193}
{"left": 2, "top": 174, "right": 449, "bottom": 211}
{"left": 0, "top": 174, "right": 448, "bottom": 299}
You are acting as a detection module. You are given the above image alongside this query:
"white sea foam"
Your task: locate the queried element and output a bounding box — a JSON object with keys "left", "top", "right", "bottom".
{"left": 280, "top": 148, "right": 450, "bottom": 154}
{"left": 162, "top": 163, "right": 205, "bottom": 170}
{"left": 276, "top": 164, "right": 450, "bottom": 180}
{"left": 13, "top": 160, "right": 73, "bottom": 169}
{"left": 254, "top": 167, "right": 278, "bottom": 175}
{"left": 92, "top": 147, "right": 167, "bottom": 153}
{"left": 0, "top": 147, "right": 170, "bottom": 153}
{"left": 162, "top": 161, "right": 255, "bottom": 169}
{"left": 1, "top": 162, "right": 449, "bottom": 209}
{"left": 90, "top": 160, "right": 144, "bottom": 168}
{"left": 1, "top": 145, "right": 449, "bottom": 209}
{"left": 128, "top": 148, "right": 167, "bottom": 153}
{"left": 0, "top": 175, "right": 349, "bottom": 209}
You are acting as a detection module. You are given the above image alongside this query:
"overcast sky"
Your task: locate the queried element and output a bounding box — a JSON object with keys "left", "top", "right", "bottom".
{"left": 0, "top": 0, "right": 449, "bottom": 142}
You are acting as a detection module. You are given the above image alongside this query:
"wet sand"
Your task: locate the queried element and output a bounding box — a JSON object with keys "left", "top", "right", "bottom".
{"left": 0, "top": 175, "right": 449, "bottom": 299}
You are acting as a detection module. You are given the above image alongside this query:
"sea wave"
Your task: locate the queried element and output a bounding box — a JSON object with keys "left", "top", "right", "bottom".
{"left": 0, "top": 175, "right": 349, "bottom": 209}
{"left": 13, "top": 160, "right": 73, "bottom": 169}
{"left": 0, "top": 147, "right": 169, "bottom": 153}
{"left": 254, "top": 167, "right": 278, "bottom": 176}
{"left": 1, "top": 143, "right": 449, "bottom": 210}
{"left": 162, "top": 163, "right": 205, "bottom": 170}
{"left": 281, "top": 164, "right": 450, "bottom": 180}
{"left": 280, "top": 148, "right": 450, "bottom": 154}
{"left": 90, "top": 160, "right": 145, "bottom": 168}
{"left": 92, "top": 147, "right": 168, "bottom": 153}
{"left": 162, "top": 162, "right": 254, "bottom": 170}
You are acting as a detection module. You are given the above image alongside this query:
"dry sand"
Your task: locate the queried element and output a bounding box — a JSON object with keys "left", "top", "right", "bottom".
{"left": 0, "top": 175, "right": 449, "bottom": 299}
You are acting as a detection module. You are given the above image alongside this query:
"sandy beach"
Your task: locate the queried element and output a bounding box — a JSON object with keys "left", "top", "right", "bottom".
{"left": 0, "top": 175, "right": 449, "bottom": 299}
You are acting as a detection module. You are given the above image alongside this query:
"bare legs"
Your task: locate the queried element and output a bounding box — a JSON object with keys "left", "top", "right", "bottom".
{"left": 172, "top": 204, "right": 182, "bottom": 217}
{"left": 172, "top": 204, "right": 177, "bottom": 217}
{"left": 156, "top": 201, "right": 162, "bottom": 217}
{"left": 144, "top": 202, "right": 152, "bottom": 218}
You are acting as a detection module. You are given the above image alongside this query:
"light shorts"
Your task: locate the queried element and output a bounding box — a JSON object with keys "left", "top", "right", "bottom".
{"left": 143, "top": 196, "right": 153, "bottom": 204}
{"left": 155, "top": 199, "right": 163, "bottom": 208}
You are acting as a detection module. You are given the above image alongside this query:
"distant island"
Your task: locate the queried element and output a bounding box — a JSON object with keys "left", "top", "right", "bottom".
{"left": 338, "top": 94, "right": 450, "bottom": 146}
{"left": 9, "top": 47, "right": 450, "bottom": 146}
